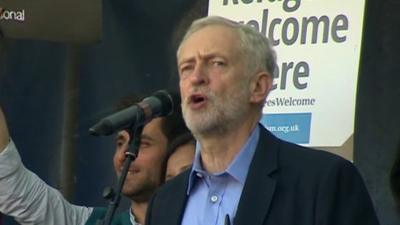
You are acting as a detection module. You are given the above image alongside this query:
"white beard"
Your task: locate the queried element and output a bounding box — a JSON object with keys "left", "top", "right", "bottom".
{"left": 182, "top": 83, "right": 250, "bottom": 136}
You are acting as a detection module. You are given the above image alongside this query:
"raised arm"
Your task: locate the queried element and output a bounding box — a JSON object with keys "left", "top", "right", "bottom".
{"left": 0, "top": 107, "right": 10, "bottom": 152}
{"left": 0, "top": 107, "right": 93, "bottom": 225}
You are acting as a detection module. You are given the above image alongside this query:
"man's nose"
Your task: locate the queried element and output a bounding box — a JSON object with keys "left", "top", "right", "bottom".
{"left": 190, "top": 64, "right": 209, "bottom": 86}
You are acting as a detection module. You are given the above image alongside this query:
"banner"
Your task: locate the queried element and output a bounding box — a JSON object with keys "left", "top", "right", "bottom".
{"left": 0, "top": 0, "right": 101, "bottom": 43}
{"left": 209, "top": 0, "right": 366, "bottom": 159}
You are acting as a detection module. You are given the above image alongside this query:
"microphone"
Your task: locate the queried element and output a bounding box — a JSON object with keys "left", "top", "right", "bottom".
{"left": 89, "top": 90, "right": 174, "bottom": 136}
{"left": 225, "top": 214, "right": 231, "bottom": 225}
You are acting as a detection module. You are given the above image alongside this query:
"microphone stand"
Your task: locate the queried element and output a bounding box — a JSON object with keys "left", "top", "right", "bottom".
{"left": 96, "top": 110, "right": 145, "bottom": 225}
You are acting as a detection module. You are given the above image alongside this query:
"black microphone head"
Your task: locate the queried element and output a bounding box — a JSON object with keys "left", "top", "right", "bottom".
{"left": 89, "top": 90, "right": 177, "bottom": 136}
{"left": 151, "top": 90, "right": 175, "bottom": 117}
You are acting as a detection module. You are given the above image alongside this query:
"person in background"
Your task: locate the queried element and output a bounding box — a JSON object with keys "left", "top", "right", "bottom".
{"left": 0, "top": 92, "right": 189, "bottom": 225}
{"left": 145, "top": 16, "right": 380, "bottom": 225}
{"left": 165, "top": 132, "right": 195, "bottom": 181}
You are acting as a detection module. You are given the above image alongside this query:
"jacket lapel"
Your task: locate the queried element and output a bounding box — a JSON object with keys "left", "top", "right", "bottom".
{"left": 157, "top": 170, "right": 190, "bottom": 225}
{"left": 234, "top": 127, "right": 279, "bottom": 225}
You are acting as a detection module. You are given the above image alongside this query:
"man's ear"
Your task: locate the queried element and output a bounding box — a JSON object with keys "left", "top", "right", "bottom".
{"left": 118, "top": 130, "right": 131, "bottom": 147}
{"left": 249, "top": 71, "right": 272, "bottom": 104}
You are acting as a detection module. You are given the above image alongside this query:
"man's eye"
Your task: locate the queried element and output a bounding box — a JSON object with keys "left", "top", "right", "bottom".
{"left": 140, "top": 142, "right": 151, "bottom": 148}
{"left": 212, "top": 61, "right": 225, "bottom": 66}
{"left": 180, "top": 65, "right": 193, "bottom": 76}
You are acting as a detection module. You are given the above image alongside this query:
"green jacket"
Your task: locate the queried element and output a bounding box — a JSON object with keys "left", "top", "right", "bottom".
{"left": 85, "top": 208, "right": 132, "bottom": 225}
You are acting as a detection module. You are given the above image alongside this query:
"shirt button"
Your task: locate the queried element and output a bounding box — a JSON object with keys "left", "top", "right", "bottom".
{"left": 210, "top": 195, "right": 218, "bottom": 203}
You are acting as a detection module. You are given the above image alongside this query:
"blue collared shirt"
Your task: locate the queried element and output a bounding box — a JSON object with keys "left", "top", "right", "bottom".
{"left": 181, "top": 125, "right": 260, "bottom": 225}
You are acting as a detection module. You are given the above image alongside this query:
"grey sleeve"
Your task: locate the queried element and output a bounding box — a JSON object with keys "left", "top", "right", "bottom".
{"left": 0, "top": 140, "right": 94, "bottom": 225}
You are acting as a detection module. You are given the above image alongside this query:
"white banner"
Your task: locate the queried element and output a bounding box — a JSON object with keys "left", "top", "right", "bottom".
{"left": 209, "top": 0, "right": 366, "bottom": 149}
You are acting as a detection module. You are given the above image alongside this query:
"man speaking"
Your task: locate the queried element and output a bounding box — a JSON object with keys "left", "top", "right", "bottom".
{"left": 145, "top": 16, "right": 380, "bottom": 225}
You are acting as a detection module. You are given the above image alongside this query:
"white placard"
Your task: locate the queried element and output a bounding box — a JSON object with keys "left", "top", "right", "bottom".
{"left": 209, "top": 0, "right": 366, "bottom": 147}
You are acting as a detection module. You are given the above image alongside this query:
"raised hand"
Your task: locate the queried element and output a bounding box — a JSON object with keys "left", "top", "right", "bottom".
{"left": 0, "top": 107, "right": 10, "bottom": 152}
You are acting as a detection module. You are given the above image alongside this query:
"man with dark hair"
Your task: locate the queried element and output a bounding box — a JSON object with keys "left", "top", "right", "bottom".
{"left": 0, "top": 92, "right": 189, "bottom": 225}
{"left": 145, "top": 16, "right": 380, "bottom": 225}
{"left": 165, "top": 132, "right": 195, "bottom": 181}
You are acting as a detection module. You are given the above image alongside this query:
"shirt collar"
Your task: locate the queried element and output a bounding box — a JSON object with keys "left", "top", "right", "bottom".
{"left": 187, "top": 124, "right": 260, "bottom": 194}
{"left": 129, "top": 207, "right": 141, "bottom": 225}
